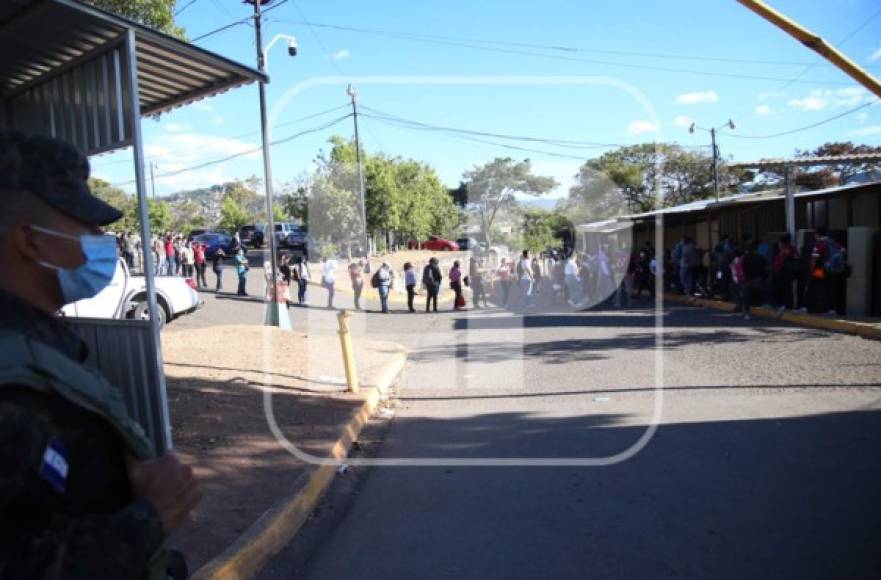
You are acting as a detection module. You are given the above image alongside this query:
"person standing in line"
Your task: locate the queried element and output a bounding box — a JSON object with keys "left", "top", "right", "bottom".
{"left": 153, "top": 234, "right": 164, "bottom": 277}
{"left": 497, "top": 258, "right": 512, "bottom": 306}
{"left": 180, "top": 241, "right": 194, "bottom": 280}
{"left": 423, "top": 257, "right": 442, "bottom": 313}
{"left": 294, "top": 255, "right": 310, "bottom": 306}
{"left": 449, "top": 260, "right": 464, "bottom": 310}
{"left": 122, "top": 231, "right": 134, "bottom": 269}
{"left": 740, "top": 242, "right": 768, "bottom": 320}
{"left": 531, "top": 257, "right": 542, "bottom": 299}
{"left": 321, "top": 255, "right": 337, "bottom": 309}
{"left": 564, "top": 252, "right": 583, "bottom": 307}
{"left": 173, "top": 236, "right": 183, "bottom": 276}
{"left": 773, "top": 233, "right": 800, "bottom": 315}
{"left": 377, "top": 261, "right": 392, "bottom": 313}
{"left": 349, "top": 259, "right": 364, "bottom": 310}
{"left": 211, "top": 246, "right": 225, "bottom": 291}
{"left": 164, "top": 234, "right": 175, "bottom": 277}
{"left": 469, "top": 257, "right": 487, "bottom": 308}
{"left": 518, "top": 250, "right": 534, "bottom": 307}
{"left": 404, "top": 262, "right": 417, "bottom": 313}
{"left": 234, "top": 248, "right": 249, "bottom": 296}
{"left": 193, "top": 240, "right": 207, "bottom": 288}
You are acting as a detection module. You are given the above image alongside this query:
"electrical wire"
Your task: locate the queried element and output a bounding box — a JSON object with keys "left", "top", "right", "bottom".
{"left": 174, "top": 0, "right": 199, "bottom": 16}
{"left": 719, "top": 98, "right": 880, "bottom": 139}
{"left": 111, "top": 113, "right": 352, "bottom": 188}
{"left": 272, "top": 19, "right": 881, "bottom": 70}
{"left": 96, "top": 104, "right": 350, "bottom": 167}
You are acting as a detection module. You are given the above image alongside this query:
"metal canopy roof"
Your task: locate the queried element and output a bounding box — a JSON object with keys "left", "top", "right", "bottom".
{"left": 728, "top": 154, "right": 881, "bottom": 170}
{"left": 0, "top": 0, "right": 266, "bottom": 117}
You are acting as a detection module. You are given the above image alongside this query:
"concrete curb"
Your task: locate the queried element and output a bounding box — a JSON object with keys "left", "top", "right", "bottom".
{"left": 191, "top": 346, "right": 409, "bottom": 580}
{"left": 666, "top": 293, "right": 881, "bottom": 341}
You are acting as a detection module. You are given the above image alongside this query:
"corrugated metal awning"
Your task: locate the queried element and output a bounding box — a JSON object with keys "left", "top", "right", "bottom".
{"left": 0, "top": 0, "right": 265, "bottom": 118}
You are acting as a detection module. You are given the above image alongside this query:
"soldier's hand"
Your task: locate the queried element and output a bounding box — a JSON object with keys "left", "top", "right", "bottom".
{"left": 127, "top": 453, "right": 201, "bottom": 533}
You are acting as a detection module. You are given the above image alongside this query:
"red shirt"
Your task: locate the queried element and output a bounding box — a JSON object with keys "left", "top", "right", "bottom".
{"left": 193, "top": 244, "right": 206, "bottom": 264}
{"left": 165, "top": 240, "right": 175, "bottom": 258}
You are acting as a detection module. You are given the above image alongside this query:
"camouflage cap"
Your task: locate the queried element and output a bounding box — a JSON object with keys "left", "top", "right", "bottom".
{"left": 0, "top": 130, "right": 122, "bottom": 226}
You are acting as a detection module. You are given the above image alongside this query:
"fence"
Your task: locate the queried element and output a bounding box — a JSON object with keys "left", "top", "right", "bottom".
{"left": 66, "top": 317, "right": 168, "bottom": 454}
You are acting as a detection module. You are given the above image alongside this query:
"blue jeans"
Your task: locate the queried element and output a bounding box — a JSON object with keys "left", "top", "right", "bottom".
{"left": 379, "top": 285, "right": 390, "bottom": 312}
{"left": 679, "top": 266, "right": 694, "bottom": 296}
{"left": 565, "top": 275, "right": 582, "bottom": 304}
{"left": 298, "top": 280, "right": 308, "bottom": 304}
{"left": 237, "top": 271, "right": 247, "bottom": 295}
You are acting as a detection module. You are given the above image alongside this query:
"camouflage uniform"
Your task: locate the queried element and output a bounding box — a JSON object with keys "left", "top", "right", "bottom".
{"left": 0, "top": 289, "right": 164, "bottom": 578}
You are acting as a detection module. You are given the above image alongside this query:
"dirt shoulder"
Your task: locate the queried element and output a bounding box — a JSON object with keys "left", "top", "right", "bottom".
{"left": 161, "top": 325, "right": 400, "bottom": 571}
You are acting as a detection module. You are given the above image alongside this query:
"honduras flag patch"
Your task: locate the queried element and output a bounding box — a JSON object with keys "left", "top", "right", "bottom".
{"left": 40, "top": 437, "right": 68, "bottom": 493}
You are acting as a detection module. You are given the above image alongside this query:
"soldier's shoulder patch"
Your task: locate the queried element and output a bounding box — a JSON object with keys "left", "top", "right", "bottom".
{"left": 39, "top": 436, "right": 68, "bottom": 493}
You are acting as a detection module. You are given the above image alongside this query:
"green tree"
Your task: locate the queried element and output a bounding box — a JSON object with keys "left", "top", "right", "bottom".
{"left": 147, "top": 198, "right": 172, "bottom": 233}
{"left": 794, "top": 141, "right": 881, "bottom": 189}
{"left": 89, "top": 177, "right": 138, "bottom": 231}
{"left": 218, "top": 195, "right": 251, "bottom": 234}
{"left": 84, "top": 0, "right": 185, "bottom": 38}
{"left": 567, "top": 143, "right": 716, "bottom": 222}
{"left": 520, "top": 210, "right": 557, "bottom": 253}
{"left": 463, "top": 158, "right": 557, "bottom": 246}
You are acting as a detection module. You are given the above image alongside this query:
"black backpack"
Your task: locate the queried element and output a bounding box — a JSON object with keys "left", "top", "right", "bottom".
{"left": 370, "top": 270, "right": 381, "bottom": 288}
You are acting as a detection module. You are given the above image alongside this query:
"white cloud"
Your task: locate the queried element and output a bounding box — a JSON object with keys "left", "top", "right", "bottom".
{"left": 212, "top": 116, "right": 224, "bottom": 126}
{"left": 758, "top": 90, "right": 787, "bottom": 101}
{"left": 675, "top": 91, "right": 719, "bottom": 105}
{"left": 192, "top": 101, "right": 214, "bottom": 113}
{"left": 848, "top": 125, "right": 881, "bottom": 137}
{"left": 145, "top": 133, "right": 260, "bottom": 192}
{"left": 857, "top": 112, "right": 869, "bottom": 123}
{"left": 788, "top": 95, "right": 828, "bottom": 111}
{"left": 329, "top": 49, "right": 351, "bottom": 61}
{"left": 628, "top": 120, "right": 659, "bottom": 135}
{"left": 754, "top": 104, "right": 773, "bottom": 116}
{"left": 673, "top": 115, "right": 692, "bottom": 128}
{"left": 788, "top": 86, "right": 873, "bottom": 112}
{"left": 869, "top": 47, "right": 881, "bottom": 62}
{"left": 164, "top": 122, "right": 191, "bottom": 133}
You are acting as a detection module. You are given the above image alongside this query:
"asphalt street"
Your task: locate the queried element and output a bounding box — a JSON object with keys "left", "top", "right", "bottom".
{"left": 170, "top": 259, "right": 881, "bottom": 580}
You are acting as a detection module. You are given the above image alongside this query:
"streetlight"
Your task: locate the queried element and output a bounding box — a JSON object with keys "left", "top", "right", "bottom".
{"left": 689, "top": 119, "right": 735, "bottom": 202}
{"left": 247, "top": 0, "right": 295, "bottom": 330}
{"left": 347, "top": 83, "right": 370, "bottom": 272}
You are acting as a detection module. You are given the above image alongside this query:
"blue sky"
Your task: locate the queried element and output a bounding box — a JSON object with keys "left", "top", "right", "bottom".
{"left": 92, "top": 0, "right": 881, "bottom": 199}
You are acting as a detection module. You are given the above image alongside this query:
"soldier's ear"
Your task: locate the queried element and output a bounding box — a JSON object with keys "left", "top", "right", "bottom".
{"left": 12, "top": 222, "right": 44, "bottom": 262}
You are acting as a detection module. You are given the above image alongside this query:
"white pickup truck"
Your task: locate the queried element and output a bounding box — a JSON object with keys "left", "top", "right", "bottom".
{"left": 61, "top": 258, "right": 201, "bottom": 326}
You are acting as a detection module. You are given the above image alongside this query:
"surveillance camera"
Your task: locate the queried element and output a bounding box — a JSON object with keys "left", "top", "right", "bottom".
{"left": 287, "top": 37, "right": 298, "bottom": 57}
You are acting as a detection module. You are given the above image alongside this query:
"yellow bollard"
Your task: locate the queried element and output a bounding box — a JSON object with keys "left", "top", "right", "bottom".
{"left": 337, "top": 309, "right": 360, "bottom": 393}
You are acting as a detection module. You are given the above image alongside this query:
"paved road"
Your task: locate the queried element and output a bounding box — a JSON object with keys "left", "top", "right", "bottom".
{"left": 172, "top": 262, "right": 881, "bottom": 579}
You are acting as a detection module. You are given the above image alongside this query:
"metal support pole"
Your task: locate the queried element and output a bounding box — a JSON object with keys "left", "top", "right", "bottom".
{"left": 711, "top": 128, "right": 720, "bottom": 202}
{"left": 253, "top": 0, "right": 290, "bottom": 330}
{"left": 349, "top": 85, "right": 370, "bottom": 272}
{"left": 784, "top": 164, "right": 796, "bottom": 239}
{"left": 125, "top": 29, "right": 172, "bottom": 453}
{"left": 337, "top": 310, "right": 359, "bottom": 393}
{"left": 149, "top": 162, "right": 156, "bottom": 199}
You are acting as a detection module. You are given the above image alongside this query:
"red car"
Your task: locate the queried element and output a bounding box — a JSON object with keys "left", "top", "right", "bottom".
{"left": 408, "top": 235, "right": 459, "bottom": 251}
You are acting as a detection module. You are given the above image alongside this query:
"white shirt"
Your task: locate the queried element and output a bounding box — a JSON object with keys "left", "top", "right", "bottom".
{"left": 519, "top": 258, "right": 532, "bottom": 280}
{"left": 322, "top": 260, "right": 337, "bottom": 283}
{"left": 564, "top": 259, "right": 579, "bottom": 277}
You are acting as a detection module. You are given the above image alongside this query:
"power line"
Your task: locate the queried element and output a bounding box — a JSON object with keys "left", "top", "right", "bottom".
{"left": 111, "top": 113, "right": 352, "bottom": 188}
{"left": 191, "top": 1, "right": 289, "bottom": 43}
{"left": 719, "top": 98, "right": 879, "bottom": 139}
{"left": 273, "top": 18, "right": 881, "bottom": 70}
{"left": 96, "top": 103, "right": 350, "bottom": 167}
{"left": 175, "top": 0, "right": 199, "bottom": 16}
{"left": 271, "top": 18, "right": 865, "bottom": 85}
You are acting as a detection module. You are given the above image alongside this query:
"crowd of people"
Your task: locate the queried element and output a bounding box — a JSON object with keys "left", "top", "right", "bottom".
{"left": 663, "top": 228, "right": 849, "bottom": 319}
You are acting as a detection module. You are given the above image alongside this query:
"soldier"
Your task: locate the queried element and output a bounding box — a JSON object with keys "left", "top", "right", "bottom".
{"left": 0, "top": 131, "right": 200, "bottom": 578}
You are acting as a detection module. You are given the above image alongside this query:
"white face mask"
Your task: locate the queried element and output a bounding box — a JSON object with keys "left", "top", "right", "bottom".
{"left": 31, "top": 225, "right": 118, "bottom": 304}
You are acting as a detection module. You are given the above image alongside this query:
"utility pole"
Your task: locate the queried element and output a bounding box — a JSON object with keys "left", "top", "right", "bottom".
{"left": 710, "top": 128, "right": 719, "bottom": 203}
{"left": 690, "top": 120, "right": 735, "bottom": 203}
{"left": 250, "top": 0, "right": 289, "bottom": 329}
{"left": 347, "top": 83, "right": 370, "bottom": 271}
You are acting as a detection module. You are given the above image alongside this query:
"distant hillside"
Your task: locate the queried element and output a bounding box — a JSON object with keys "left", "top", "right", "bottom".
{"left": 519, "top": 197, "right": 567, "bottom": 211}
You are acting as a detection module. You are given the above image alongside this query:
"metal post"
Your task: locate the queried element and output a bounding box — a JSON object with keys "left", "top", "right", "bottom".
{"left": 253, "top": 0, "right": 290, "bottom": 330}
{"left": 349, "top": 85, "right": 370, "bottom": 272}
{"left": 711, "top": 128, "right": 720, "bottom": 202}
{"left": 337, "top": 310, "right": 359, "bottom": 393}
{"left": 784, "top": 164, "right": 796, "bottom": 238}
{"left": 124, "top": 29, "right": 172, "bottom": 453}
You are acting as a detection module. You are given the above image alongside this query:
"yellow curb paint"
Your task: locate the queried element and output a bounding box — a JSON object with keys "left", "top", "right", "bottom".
{"left": 665, "top": 293, "right": 881, "bottom": 341}
{"left": 191, "top": 347, "right": 408, "bottom": 580}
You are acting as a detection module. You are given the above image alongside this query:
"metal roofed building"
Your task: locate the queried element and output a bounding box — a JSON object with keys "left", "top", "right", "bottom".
{"left": 0, "top": 0, "right": 266, "bottom": 452}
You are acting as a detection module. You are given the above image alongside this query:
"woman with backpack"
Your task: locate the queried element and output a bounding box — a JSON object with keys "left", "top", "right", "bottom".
{"left": 423, "top": 257, "right": 442, "bottom": 313}
{"left": 293, "top": 256, "right": 310, "bottom": 306}
{"left": 211, "top": 247, "right": 225, "bottom": 291}
{"left": 373, "top": 262, "right": 393, "bottom": 313}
